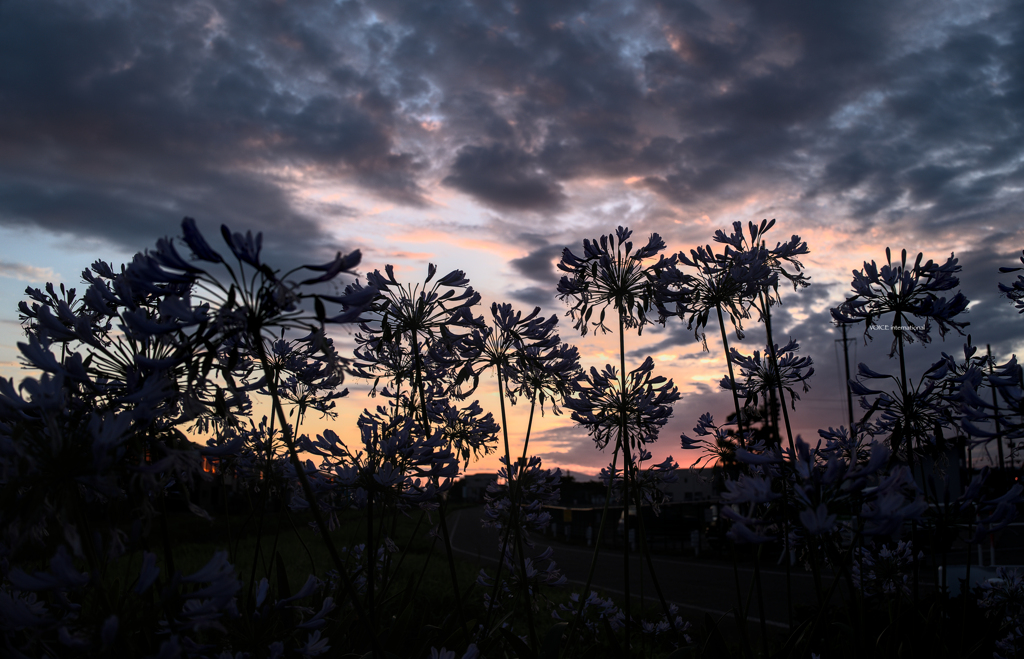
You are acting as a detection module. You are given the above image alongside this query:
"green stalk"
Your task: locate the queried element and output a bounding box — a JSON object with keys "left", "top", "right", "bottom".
{"left": 560, "top": 444, "right": 621, "bottom": 658}
{"left": 752, "top": 545, "right": 769, "bottom": 654}
{"left": 717, "top": 303, "right": 748, "bottom": 445}
{"left": 988, "top": 344, "right": 1006, "bottom": 470}
{"left": 481, "top": 390, "right": 539, "bottom": 641}
{"left": 759, "top": 292, "right": 795, "bottom": 453}
{"left": 618, "top": 310, "right": 633, "bottom": 651}
{"left": 246, "top": 383, "right": 276, "bottom": 609}
{"left": 367, "top": 487, "right": 376, "bottom": 632}
{"left": 496, "top": 365, "right": 539, "bottom": 651}
{"left": 255, "top": 340, "right": 381, "bottom": 656}
{"left": 409, "top": 330, "right": 469, "bottom": 642}
{"left": 893, "top": 311, "right": 920, "bottom": 606}
{"left": 519, "top": 391, "right": 539, "bottom": 461}
{"left": 731, "top": 542, "right": 755, "bottom": 659}
{"left": 631, "top": 481, "right": 687, "bottom": 639}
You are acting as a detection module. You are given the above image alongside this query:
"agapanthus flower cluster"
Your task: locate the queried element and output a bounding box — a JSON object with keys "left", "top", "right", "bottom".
{"left": 427, "top": 397, "right": 500, "bottom": 469}
{"left": 262, "top": 333, "right": 350, "bottom": 423}
{"left": 851, "top": 541, "right": 920, "bottom": 599}
{"left": 849, "top": 361, "right": 954, "bottom": 459}
{"left": 557, "top": 226, "right": 676, "bottom": 336}
{"left": 719, "top": 452, "right": 782, "bottom": 544}
{"left": 958, "top": 352, "right": 1024, "bottom": 458}
{"left": 832, "top": 247, "right": 969, "bottom": 356}
{"left": 818, "top": 425, "right": 871, "bottom": 467}
{"left": 0, "top": 544, "right": 337, "bottom": 658}
{"left": 600, "top": 451, "right": 679, "bottom": 514}
{"left": 979, "top": 567, "right": 1024, "bottom": 659}
{"left": 350, "top": 263, "right": 482, "bottom": 396}
{"left": 509, "top": 343, "right": 583, "bottom": 417}
{"left": 967, "top": 479, "right": 1023, "bottom": 544}
{"left": 566, "top": 357, "right": 680, "bottom": 452}
{"left": 657, "top": 219, "right": 808, "bottom": 349}
{"left": 482, "top": 456, "right": 562, "bottom": 546}
{"left": 717, "top": 434, "right": 928, "bottom": 550}
{"left": 679, "top": 412, "right": 749, "bottom": 468}
{"left": 326, "top": 542, "right": 397, "bottom": 595}
{"left": 215, "top": 416, "right": 288, "bottom": 490}
{"left": 999, "top": 249, "right": 1024, "bottom": 313}
{"left": 455, "top": 303, "right": 561, "bottom": 401}
{"left": 480, "top": 456, "right": 566, "bottom": 608}
{"left": 721, "top": 340, "right": 814, "bottom": 412}
{"left": 656, "top": 241, "right": 759, "bottom": 349}
{"left": 429, "top": 643, "right": 480, "bottom": 659}
{"left": 553, "top": 591, "right": 625, "bottom": 633}
{"left": 298, "top": 407, "right": 459, "bottom": 512}
{"left": 641, "top": 604, "right": 691, "bottom": 643}
{"left": 714, "top": 219, "right": 810, "bottom": 295}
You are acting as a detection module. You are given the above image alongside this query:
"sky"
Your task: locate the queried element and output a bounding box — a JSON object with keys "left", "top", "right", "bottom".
{"left": 1, "top": 0, "right": 1024, "bottom": 477}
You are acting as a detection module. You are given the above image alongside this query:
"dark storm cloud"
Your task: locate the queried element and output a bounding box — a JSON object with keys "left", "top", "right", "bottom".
{"left": 507, "top": 286, "right": 557, "bottom": 310}
{"left": 3, "top": 0, "right": 1024, "bottom": 279}
{"left": 509, "top": 244, "right": 564, "bottom": 284}
{"left": 443, "top": 145, "right": 567, "bottom": 212}
{"left": 0, "top": 0, "right": 425, "bottom": 258}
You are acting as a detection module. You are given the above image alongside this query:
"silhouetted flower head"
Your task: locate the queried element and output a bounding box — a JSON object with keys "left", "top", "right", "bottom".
{"left": 508, "top": 343, "right": 583, "bottom": 416}
{"left": 852, "top": 541, "right": 920, "bottom": 599}
{"left": 427, "top": 397, "right": 500, "bottom": 469}
{"left": 565, "top": 357, "right": 680, "bottom": 452}
{"left": 455, "top": 302, "right": 562, "bottom": 402}
{"left": 679, "top": 412, "right": 751, "bottom": 469}
{"left": 355, "top": 263, "right": 482, "bottom": 351}
{"left": 350, "top": 263, "right": 482, "bottom": 396}
{"left": 720, "top": 340, "right": 814, "bottom": 411}
{"left": 850, "top": 361, "right": 956, "bottom": 459}
{"left": 713, "top": 219, "right": 810, "bottom": 298}
{"left": 600, "top": 450, "right": 678, "bottom": 513}
{"left": 482, "top": 455, "right": 561, "bottom": 544}
{"left": 999, "top": 249, "right": 1024, "bottom": 313}
{"left": 831, "top": 247, "right": 969, "bottom": 356}
{"left": 656, "top": 242, "right": 760, "bottom": 349}
{"left": 557, "top": 226, "right": 675, "bottom": 336}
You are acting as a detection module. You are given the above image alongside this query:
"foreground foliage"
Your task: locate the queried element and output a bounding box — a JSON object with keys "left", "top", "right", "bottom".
{"left": 0, "top": 217, "right": 1022, "bottom": 658}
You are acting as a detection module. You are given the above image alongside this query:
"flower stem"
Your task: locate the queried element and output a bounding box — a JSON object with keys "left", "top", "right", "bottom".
{"left": 717, "top": 303, "right": 747, "bottom": 446}
{"left": 410, "top": 330, "right": 469, "bottom": 642}
{"left": 759, "top": 292, "right": 795, "bottom": 453}
{"left": 496, "top": 365, "right": 539, "bottom": 651}
{"left": 618, "top": 309, "right": 632, "bottom": 651}
{"left": 256, "top": 339, "right": 381, "bottom": 656}
{"left": 560, "top": 443, "right": 620, "bottom": 658}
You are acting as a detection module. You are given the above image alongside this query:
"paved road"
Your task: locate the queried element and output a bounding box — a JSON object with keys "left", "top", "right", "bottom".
{"left": 447, "top": 506, "right": 827, "bottom": 630}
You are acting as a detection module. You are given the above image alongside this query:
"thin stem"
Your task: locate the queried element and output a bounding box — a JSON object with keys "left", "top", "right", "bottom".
{"left": 731, "top": 542, "right": 754, "bottom": 659}
{"left": 496, "top": 366, "right": 539, "bottom": 651}
{"left": 759, "top": 292, "right": 795, "bottom": 453}
{"left": 255, "top": 340, "right": 380, "bottom": 656}
{"left": 367, "top": 487, "right": 375, "bottom": 633}
{"left": 618, "top": 309, "right": 632, "bottom": 651}
{"left": 894, "top": 312, "right": 920, "bottom": 607}
{"left": 560, "top": 443, "right": 620, "bottom": 658}
{"left": 410, "top": 330, "right": 469, "bottom": 642}
{"left": 988, "top": 344, "right": 1006, "bottom": 470}
{"left": 520, "top": 391, "right": 539, "bottom": 461}
{"left": 752, "top": 545, "right": 769, "bottom": 654}
{"left": 632, "top": 480, "right": 687, "bottom": 640}
{"left": 717, "top": 303, "right": 747, "bottom": 446}
{"left": 247, "top": 400, "right": 277, "bottom": 609}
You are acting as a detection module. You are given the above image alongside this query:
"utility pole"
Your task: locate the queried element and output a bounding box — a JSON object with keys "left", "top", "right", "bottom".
{"left": 988, "top": 344, "right": 1006, "bottom": 471}
{"left": 838, "top": 323, "right": 856, "bottom": 440}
